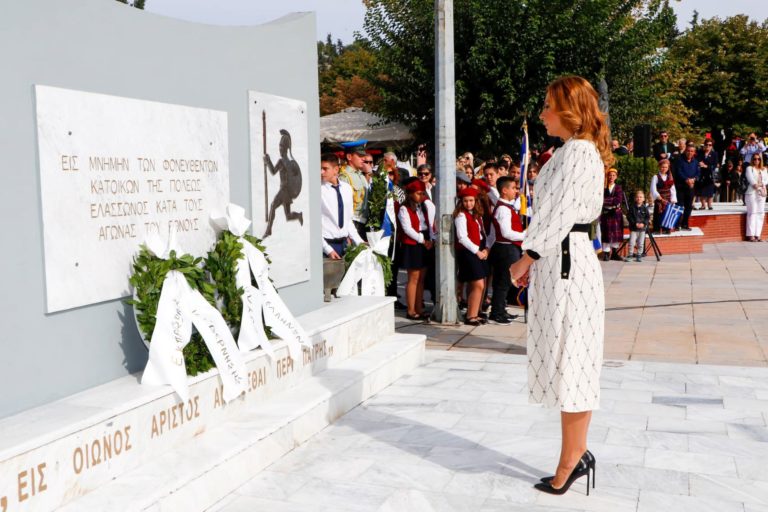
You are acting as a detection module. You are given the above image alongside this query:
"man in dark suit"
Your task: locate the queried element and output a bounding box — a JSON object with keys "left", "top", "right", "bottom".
{"left": 652, "top": 130, "right": 673, "bottom": 161}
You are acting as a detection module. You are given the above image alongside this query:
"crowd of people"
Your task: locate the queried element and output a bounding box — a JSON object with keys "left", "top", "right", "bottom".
{"left": 319, "top": 127, "right": 768, "bottom": 323}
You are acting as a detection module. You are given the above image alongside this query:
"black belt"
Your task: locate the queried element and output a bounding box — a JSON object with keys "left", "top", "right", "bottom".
{"left": 324, "top": 237, "right": 346, "bottom": 244}
{"left": 561, "top": 223, "right": 591, "bottom": 280}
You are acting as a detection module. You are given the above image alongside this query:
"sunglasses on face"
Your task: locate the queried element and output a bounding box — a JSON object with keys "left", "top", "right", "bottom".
{"left": 418, "top": 172, "right": 431, "bottom": 177}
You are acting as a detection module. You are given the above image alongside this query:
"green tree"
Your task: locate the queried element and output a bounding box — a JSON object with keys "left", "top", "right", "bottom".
{"left": 665, "top": 15, "right": 768, "bottom": 135}
{"left": 115, "top": 0, "right": 146, "bottom": 8}
{"left": 362, "top": 0, "right": 682, "bottom": 153}
{"left": 318, "top": 37, "right": 382, "bottom": 115}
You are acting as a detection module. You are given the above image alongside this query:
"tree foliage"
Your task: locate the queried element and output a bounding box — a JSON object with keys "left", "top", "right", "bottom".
{"left": 318, "top": 36, "right": 382, "bottom": 115}
{"left": 361, "top": 0, "right": 682, "bottom": 153}
{"left": 665, "top": 15, "right": 768, "bottom": 136}
{"left": 115, "top": 0, "right": 145, "bottom": 8}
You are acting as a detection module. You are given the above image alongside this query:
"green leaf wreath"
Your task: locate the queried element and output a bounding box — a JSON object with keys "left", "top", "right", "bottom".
{"left": 127, "top": 246, "right": 217, "bottom": 376}
{"left": 366, "top": 171, "right": 390, "bottom": 231}
{"left": 203, "top": 230, "right": 273, "bottom": 342}
{"left": 343, "top": 242, "right": 393, "bottom": 287}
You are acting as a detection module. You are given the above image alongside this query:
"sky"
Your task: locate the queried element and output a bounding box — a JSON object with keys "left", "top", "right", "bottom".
{"left": 144, "top": 0, "right": 763, "bottom": 44}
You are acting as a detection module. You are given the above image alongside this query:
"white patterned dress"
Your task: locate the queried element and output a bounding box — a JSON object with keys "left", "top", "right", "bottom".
{"left": 522, "top": 138, "right": 605, "bottom": 412}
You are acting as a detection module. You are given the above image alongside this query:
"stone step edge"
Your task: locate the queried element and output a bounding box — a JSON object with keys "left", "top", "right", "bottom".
{"left": 58, "top": 333, "right": 426, "bottom": 512}
{"left": 0, "top": 296, "right": 395, "bottom": 462}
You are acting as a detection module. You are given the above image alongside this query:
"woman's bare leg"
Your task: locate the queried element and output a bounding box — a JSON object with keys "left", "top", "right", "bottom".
{"left": 551, "top": 410, "right": 592, "bottom": 488}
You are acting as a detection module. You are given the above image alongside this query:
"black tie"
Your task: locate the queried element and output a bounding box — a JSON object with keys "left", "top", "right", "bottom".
{"left": 332, "top": 184, "right": 343, "bottom": 228}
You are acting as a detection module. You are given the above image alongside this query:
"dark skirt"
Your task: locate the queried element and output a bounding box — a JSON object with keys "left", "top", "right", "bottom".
{"left": 456, "top": 246, "right": 490, "bottom": 282}
{"left": 696, "top": 183, "right": 715, "bottom": 198}
{"left": 401, "top": 243, "right": 428, "bottom": 269}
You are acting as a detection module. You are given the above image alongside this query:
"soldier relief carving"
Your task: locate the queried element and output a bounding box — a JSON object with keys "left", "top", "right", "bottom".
{"left": 249, "top": 91, "right": 310, "bottom": 288}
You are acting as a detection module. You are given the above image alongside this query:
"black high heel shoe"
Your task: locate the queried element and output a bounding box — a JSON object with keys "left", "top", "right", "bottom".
{"left": 536, "top": 451, "right": 594, "bottom": 495}
{"left": 534, "top": 459, "right": 590, "bottom": 496}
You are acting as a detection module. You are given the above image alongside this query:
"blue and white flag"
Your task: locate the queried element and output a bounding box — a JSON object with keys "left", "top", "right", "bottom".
{"left": 661, "top": 204, "right": 683, "bottom": 230}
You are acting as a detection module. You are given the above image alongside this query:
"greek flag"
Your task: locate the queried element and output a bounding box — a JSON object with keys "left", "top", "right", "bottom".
{"left": 661, "top": 204, "right": 683, "bottom": 230}
{"left": 519, "top": 120, "right": 531, "bottom": 220}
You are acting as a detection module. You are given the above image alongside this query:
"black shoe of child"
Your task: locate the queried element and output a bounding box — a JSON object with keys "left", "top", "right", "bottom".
{"left": 489, "top": 314, "right": 513, "bottom": 325}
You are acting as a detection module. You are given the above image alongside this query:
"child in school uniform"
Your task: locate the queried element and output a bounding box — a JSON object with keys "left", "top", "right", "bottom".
{"left": 454, "top": 187, "right": 490, "bottom": 326}
{"left": 397, "top": 179, "right": 434, "bottom": 320}
{"left": 625, "top": 190, "right": 651, "bottom": 262}
{"left": 489, "top": 177, "right": 525, "bottom": 324}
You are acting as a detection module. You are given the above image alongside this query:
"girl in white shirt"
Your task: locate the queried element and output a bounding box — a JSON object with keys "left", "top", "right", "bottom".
{"left": 397, "top": 179, "right": 434, "bottom": 320}
{"left": 453, "top": 187, "right": 490, "bottom": 325}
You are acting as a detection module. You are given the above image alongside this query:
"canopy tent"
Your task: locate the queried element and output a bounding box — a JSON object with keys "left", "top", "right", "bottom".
{"left": 320, "top": 107, "right": 414, "bottom": 150}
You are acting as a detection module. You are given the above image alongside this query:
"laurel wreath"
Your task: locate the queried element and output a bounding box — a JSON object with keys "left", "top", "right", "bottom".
{"left": 204, "top": 230, "right": 274, "bottom": 341}
{"left": 127, "top": 231, "right": 274, "bottom": 377}
{"left": 127, "top": 247, "right": 217, "bottom": 376}
{"left": 343, "top": 242, "right": 393, "bottom": 287}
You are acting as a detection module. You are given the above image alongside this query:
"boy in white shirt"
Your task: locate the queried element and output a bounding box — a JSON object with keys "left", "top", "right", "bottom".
{"left": 320, "top": 153, "right": 364, "bottom": 259}
{"left": 489, "top": 177, "right": 525, "bottom": 324}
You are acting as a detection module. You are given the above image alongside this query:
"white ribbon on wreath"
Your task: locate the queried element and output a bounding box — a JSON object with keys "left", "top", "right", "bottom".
{"left": 211, "top": 204, "right": 311, "bottom": 364}
{"left": 140, "top": 231, "right": 247, "bottom": 403}
{"left": 336, "top": 230, "right": 390, "bottom": 297}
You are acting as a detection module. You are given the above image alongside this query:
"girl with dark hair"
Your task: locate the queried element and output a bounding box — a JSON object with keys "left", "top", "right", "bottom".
{"left": 397, "top": 179, "right": 434, "bottom": 320}
{"left": 453, "top": 187, "right": 489, "bottom": 325}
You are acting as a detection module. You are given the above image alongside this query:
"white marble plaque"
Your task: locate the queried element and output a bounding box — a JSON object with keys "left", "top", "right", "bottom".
{"left": 249, "top": 91, "right": 310, "bottom": 288}
{"left": 35, "top": 85, "right": 230, "bottom": 312}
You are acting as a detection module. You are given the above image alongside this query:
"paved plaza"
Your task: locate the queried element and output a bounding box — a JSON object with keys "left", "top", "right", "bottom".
{"left": 211, "top": 242, "right": 768, "bottom": 511}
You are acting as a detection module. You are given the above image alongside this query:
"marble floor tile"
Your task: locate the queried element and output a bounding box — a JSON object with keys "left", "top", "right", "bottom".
{"left": 647, "top": 416, "right": 727, "bottom": 435}
{"left": 736, "top": 456, "right": 768, "bottom": 483}
{"left": 689, "top": 473, "right": 768, "bottom": 506}
{"left": 235, "top": 470, "right": 311, "bottom": 501}
{"left": 354, "top": 459, "right": 455, "bottom": 493}
{"left": 686, "top": 404, "right": 766, "bottom": 424}
{"left": 610, "top": 400, "right": 686, "bottom": 419}
{"left": 726, "top": 423, "right": 768, "bottom": 442}
{"left": 534, "top": 483, "right": 639, "bottom": 512}
{"left": 605, "top": 428, "right": 689, "bottom": 451}
{"left": 595, "top": 463, "right": 690, "bottom": 495}
{"left": 215, "top": 495, "right": 313, "bottom": 512}
{"left": 637, "top": 489, "right": 745, "bottom": 512}
{"left": 645, "top": 448, "right": 737, "bottom": 477}
{"left": 687, "top": 433, "right": 768, "bottom": 459}
{"left": 376, "top": 489, "right": 486, "bottom": 512}
{"left": 286, "top": 478, "right": 395, "bottom": 511}
{"left": 479, "top": 499, "right": 588, "bottom": 512}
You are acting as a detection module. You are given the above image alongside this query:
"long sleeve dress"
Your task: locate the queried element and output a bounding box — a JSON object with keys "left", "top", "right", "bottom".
{"left": 521, "top": 138, "right": 605, "bottom": 412}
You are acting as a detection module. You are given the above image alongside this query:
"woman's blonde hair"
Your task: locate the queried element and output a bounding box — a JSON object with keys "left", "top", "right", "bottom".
{"left": 546, "top": 75, "right": 615, "bottom": 167}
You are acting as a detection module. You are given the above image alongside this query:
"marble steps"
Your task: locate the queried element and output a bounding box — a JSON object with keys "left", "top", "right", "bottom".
{"left": 57, "top": 332, "right": 425, "bottom": 512}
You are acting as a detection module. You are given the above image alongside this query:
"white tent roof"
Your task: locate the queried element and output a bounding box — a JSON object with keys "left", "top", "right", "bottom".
{"left": 320, "top": 107, "right": 414, "bottom": 148}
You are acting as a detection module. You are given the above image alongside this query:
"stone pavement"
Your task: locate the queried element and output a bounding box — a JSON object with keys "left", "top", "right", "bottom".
{"left": 210, "top": 242, "right": 768, "bottom": 511}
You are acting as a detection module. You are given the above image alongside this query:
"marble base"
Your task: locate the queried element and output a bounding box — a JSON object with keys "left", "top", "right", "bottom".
{"left": 0, "top": 296, "right": 423, "bottom": 512}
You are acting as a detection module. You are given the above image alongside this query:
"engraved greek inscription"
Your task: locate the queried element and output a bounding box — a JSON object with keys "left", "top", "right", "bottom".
{"left": 15, "top": 463, "right": 47, "bottom": 503}
{"left": 145, "top": 179, "right": 163, "bottom": 192}
{"left": 97, "top": 223, "right": 137, "bottom": 241}
{"left": 276, "top": 356, "right": 294, "bottom": 379}
{"left": 73, "top": 427, "right": 132, "bottom": 474}
{"left": 151, "top": 396, "right": 200, "bottom": 438}
{"left": 169, "top": 217, "right": 199, "bottom": 232}
{"left": 155, "top": 199, "right": 177, "bottom": 214}
{"left": 137, "top": 157, "right": 156, "bottom": 172}
{"left": 248, "top": 367, "right": 267, "bottom": 392}
{"left": 89, "top": 156, "right": 130, "bottom": 172}
{"left": 183, "top": 198, "right": 204, "bottom": 211}
{"left": 303, "top": 340, "right": 328, "bottom": 365}
{"left": 61, "top": 155, "right": 79, "bottom": 171}
{"left": 169, "top": 178, "right": 201, "bottom": 192}
{"left": 213, "top": 384, "right": 224, "bottom": 408}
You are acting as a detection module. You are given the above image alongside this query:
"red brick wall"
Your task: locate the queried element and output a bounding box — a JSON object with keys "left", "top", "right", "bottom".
{"left": 616, "top": 212, "right": 764, "bottom": 255}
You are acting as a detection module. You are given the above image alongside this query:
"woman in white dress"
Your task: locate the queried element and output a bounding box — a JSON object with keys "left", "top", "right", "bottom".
{"left": 510, "top": 76, "right": 612, "bottom": 496}
{"left": 745, "top": 153, "right": 767, "bottom": 242}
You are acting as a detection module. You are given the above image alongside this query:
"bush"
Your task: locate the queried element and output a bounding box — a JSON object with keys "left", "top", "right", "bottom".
{"left": 614, "top": 155, "right": 658, "bottom": 200}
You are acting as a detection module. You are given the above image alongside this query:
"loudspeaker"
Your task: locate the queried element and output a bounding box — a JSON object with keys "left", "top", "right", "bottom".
{"left": 633, "top": 124, "right": 652, "bottom": 158}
